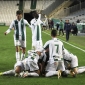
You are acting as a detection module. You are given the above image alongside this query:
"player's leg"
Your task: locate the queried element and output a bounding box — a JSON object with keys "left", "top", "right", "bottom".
{"left": 32, "top": 35, "right": 36, "bottom": 50}
{"left": 65, "top": 66, "right": 85, "bottom": 75}
{"left": 21, "top": 60, "right": 40, "bottom": 78}
{"left": 45, "top": 70, "right": 61, "bottom": 79}
{"left": 57, "top": 61, "right": 67, "bottom": 77}
{"left": 62, "top": 29, "right": 64, "bottom": 36}
{"left": 20, "top": 40, "right": 26, "bottom": 60}
{"left": 59, "top": 29, "right": 61, "bottom": 36}
{"left": 0, "top": 69, "right": 15, "bottom": 76}
{"left": 21, "top": 47, "right": 25, "bottom": 60}
{"left": 14, "top": 35, "right": 21, "bottom": 62}
{"left": 65, "top": 69, "right": 76, "bottom": 77}
{"left": 77, "top": 66, "right": 85, "bottom": 74}
{"left": 16, "top": 46, "right": 20, "bottom": 62}
{"left": 71, "top": 56, "right": 78, "bottom": 75}
{"left": 58, "top": 61, "right": 65, "bottom": 72}
{"left": 23, "top": 70, "right": 40, "bottom": 78}
{"left": 24, "top": 60, "right": 40, "bottom": 77}
{"left": 45, "top": 62, "right": 61, "bottom": 78}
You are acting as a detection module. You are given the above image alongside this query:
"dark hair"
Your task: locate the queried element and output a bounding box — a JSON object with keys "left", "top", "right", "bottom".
{"left": 51, "top": 29, "right": 57, "bottom": 37}
{"left": 31, "top": 11, "right": 39, "bottom": 19}
{"left": 16, "top": 10, "right": 23, "bottom": 15}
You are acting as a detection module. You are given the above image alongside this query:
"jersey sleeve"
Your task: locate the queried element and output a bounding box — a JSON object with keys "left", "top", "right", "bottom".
{"left": 30, "top": 20, "right": 35, "bottom": 28}
{"left": 44, "top": 40, "right": 50, "bottom": 50}
{"left": 6, "top": 20, "right": 14, "bottom": 34}
{"left": 38, "top": 14, "right": 41, "bottom": 20}
{"left": 40, "top": 20, "right": 44, "bottom": 25}
{"left": 42, "top": 51, "right": 47, "bottom": 62}
{"left": 24, "top": 19, "right": 31, "bottom": 28}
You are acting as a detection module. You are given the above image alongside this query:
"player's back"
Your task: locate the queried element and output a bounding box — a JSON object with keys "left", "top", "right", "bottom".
{"left": 27, "top": 50, "right": 39, "bottom": 61}
{"left": 49, "top": 38, "right": 64, "bottom": 60}
{"left": 63, "top": 48, "right": 77, "bottom": 61}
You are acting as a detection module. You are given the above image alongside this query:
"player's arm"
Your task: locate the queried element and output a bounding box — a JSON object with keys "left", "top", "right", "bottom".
{"left": 38, "top": 14, "right": 41, "bottom": 20}
{"left": 4, "top": 21, "right": 14, "bottom": 35}
{"left": 30, "top": 20, "right": 35, "bottom": 29}
{"left": 38, "top": 12, "right": 45, "bottom": 26}
{"left": 24, "top": 19, "right": 31, "bottom": 28}
{"left": 37, "top": 10, "right": 42, "bottom": 21}
{"left": 43, "top": 40, "right": 50, "bottom": 52}
{"left": 40, "top": 20, "right": 44, "bottom": 26}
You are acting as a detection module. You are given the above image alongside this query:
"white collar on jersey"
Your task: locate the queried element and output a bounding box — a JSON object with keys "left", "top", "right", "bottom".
{"left": 52, "top": 37, "right": 58, "bottom": 40}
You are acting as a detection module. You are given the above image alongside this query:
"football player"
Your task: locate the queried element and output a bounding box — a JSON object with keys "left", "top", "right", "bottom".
{"left": 43, "top": 29, "right": 65, "bottom": 78}
{"left": 4, "top": 10, "right": 31, "bottom": 61}
{"left": 30, "top": 11, "right": 43, "bottom": 50}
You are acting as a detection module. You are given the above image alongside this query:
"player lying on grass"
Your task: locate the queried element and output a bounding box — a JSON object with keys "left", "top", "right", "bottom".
{"left": 41, "top": 48, "right": 78, "bottom": 77}
{"left": 1, "top": 65, "right": 85, "bottom": 77}
{"left": 42, "top": 29, "right": 65, "bottom": 78}
{"left": 39, "top": 49, "right": 85, "bottom": 78}
{"left": 0, "top": 49, "right": 44, "bottom": 77}
{"left": 0, "top": 49, "right": 85, "bottom": 78}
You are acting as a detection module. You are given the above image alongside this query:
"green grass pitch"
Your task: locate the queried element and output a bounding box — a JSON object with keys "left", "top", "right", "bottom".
{"left": 0, "top": 26, "right": 85, "bottom": 85}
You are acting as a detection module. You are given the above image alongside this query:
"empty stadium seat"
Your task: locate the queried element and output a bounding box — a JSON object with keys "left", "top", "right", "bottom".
{"left": 0, "top": 1, "right": 18, "bottom": 25}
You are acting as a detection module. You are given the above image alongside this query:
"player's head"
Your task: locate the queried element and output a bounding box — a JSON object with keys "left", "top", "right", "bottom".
{"left": 14, "top": 61, "right": 24, "bottom": 74}
{"left": 16, "top": 10, "right": 23, "bottom": 20}
{"left": 65, "top": 20, "right": 69, "bottom": 23}
{"left": 35, "top": 48, "right": 43, "bottom": 56}
{"left": 32, "top": 11, "right": 39, "bottom": 19}
{"left": 51, "top": 29, "right": 57, "bottom": 37}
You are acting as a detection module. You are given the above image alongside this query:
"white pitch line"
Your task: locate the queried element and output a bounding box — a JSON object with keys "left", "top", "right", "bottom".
{"left": 43, "top": 31, "right": 85, "bottom": 52}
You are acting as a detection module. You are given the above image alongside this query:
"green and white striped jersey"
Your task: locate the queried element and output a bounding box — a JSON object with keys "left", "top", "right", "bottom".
{"left": 44, "top": 38, "right": 64, "bottom": 64}
{"left": 31, "top": 14, "right": 43, "bottom": 41}
{"left": 6, "top": 18, "right": 31, "bottom": 40}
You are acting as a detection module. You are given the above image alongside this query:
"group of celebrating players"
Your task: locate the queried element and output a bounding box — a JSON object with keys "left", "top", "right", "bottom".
{"left": 0, "top": 10, "right": 85, "bottom": 78}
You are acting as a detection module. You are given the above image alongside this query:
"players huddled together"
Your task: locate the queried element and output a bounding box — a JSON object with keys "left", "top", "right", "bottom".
{"left": 0, "top": 10, "right": 85, "bottom": 79}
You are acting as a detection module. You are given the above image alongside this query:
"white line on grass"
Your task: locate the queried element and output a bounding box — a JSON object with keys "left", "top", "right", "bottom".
{"left": 43, "top": 31, "right": 85, "bottom": 52}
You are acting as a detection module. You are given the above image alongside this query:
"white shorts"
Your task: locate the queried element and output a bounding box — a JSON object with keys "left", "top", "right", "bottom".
{"left": 32, "top": 40, "right": 43, "bottom": 50}
{"left": 14, "top": 35, "right": 26, "bottom": 47}
{"left": 71, "top": 55, "right": 78, "bottom": 68}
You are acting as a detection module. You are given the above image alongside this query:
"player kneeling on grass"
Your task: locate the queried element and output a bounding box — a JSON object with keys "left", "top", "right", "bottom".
{"left": 43, "top": 29, "right": 66, "bottom": 78}
{"left": 63, "top": 48, "right": 78, "bottom": 77}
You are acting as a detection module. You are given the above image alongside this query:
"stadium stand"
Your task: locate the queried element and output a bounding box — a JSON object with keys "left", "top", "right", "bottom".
{"left": 0, "top": 0, "right": 85, "bottom": 33}
{"left": 42, "top": 0, "right": 65, "bottom": 16}
{"left": 0, "top": 0, "right": 54, "bottom": 25}
{"left": 0, "top": 1, "right": 19, "bottom": 25}
{"left": 61, "top": 1, "right": 85, "bottom": 20}
{"left": 62, "top": 8, "right": 85, "bottom": 23}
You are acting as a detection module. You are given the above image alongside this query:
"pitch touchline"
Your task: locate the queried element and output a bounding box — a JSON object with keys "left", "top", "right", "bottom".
{"left": 43, "top": 31, "right": 85, "bottom": 53}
